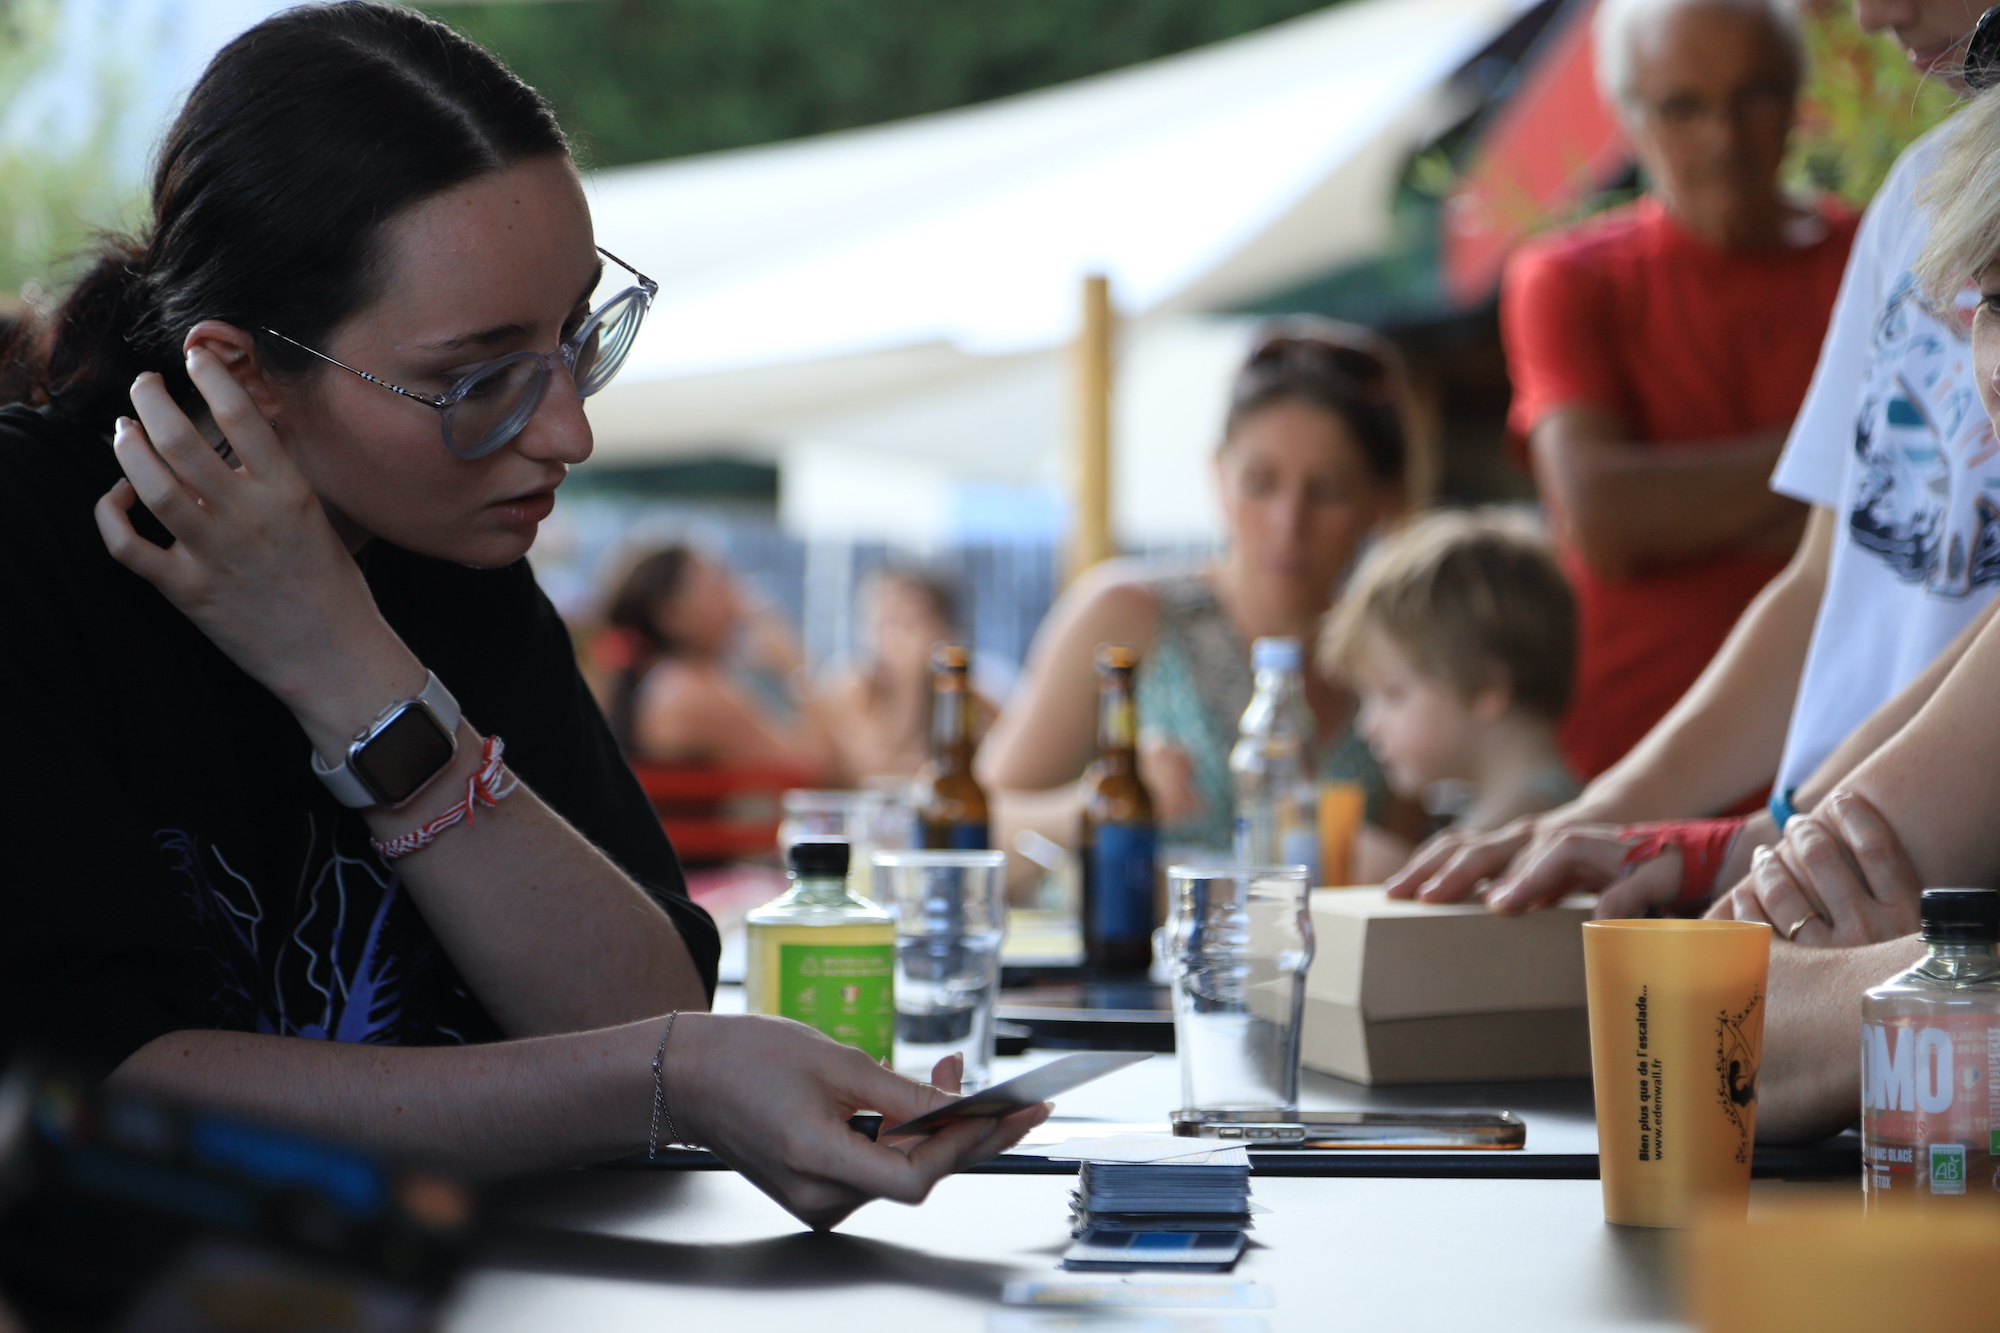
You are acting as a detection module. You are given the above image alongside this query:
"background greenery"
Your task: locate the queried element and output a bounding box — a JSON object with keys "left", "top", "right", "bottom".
{"left": 422, "top": 0, "right": 1338, "bottom": 169}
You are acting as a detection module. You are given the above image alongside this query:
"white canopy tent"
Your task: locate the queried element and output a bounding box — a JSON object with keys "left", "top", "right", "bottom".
{"left": 581, "top": 0, "right": 1534, "bottom": 548}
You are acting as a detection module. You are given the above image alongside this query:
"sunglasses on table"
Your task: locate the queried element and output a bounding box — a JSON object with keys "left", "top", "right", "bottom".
{"left": 262, "top": 246, "right": 658, "bottom": 461}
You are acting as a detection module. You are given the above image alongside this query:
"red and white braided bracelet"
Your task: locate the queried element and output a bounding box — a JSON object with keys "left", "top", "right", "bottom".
{"left": 371, "top": 734, "right": 520, "bottom": 861}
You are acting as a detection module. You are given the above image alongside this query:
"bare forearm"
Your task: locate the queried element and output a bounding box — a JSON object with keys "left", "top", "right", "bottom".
{"left": 109, "top": 1021, "right": 666, "bottom": 1175}
{"left": 1758, "top": 937, "right": 1922, "bottom": 1143}
{"left": 1535, "top": 421, "right": 1797, "bottom": 576}
{"left": 1577, "top": 509, "right": 1831, "bottom": 822}
{"left": 382, "top": 733, "right": 707, "bottom": 1036}
{"left": 1795, "top": 594, "right": 2000, "bottom": 810}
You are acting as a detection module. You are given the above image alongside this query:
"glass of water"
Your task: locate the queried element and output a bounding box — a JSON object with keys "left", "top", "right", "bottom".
{"left": 1165, "top": 864, "right": 1314, "bottom": 1112}
{"left": 874, "top": 850, "right": 1009, "bottom": 1091}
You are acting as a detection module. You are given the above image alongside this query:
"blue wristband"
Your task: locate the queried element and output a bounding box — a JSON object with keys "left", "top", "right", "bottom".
{"left": 1768, "top": 787, "right": 1798, "bottom": 832}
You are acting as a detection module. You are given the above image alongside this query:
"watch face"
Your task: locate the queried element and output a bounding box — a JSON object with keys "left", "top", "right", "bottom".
{"left": 351, "top": 704, "right": 458, "bottom": 807}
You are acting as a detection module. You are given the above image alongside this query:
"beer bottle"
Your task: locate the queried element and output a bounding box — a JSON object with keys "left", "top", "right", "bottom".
{"left": 1080, "top": 644, "right": 1158, "bottom": 973}
{"left": 917, "top": 644, "right": 991, "bottom": 849}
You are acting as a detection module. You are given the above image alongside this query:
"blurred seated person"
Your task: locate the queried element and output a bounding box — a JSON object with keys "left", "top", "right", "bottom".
{"left": 1507, "top": 0, "right": 1856, "bottom": 779}
{"left": 980, "top": 319, "right": 1419, "bottom": 879}
{"left": 823, "top": 564, "right": 997, "bottom": 780}
{"left": 603, "top": 544, "right": 845, "bottom": 781}
{"left": 1320, "top": 509, "right": 1580, "bottom": 835}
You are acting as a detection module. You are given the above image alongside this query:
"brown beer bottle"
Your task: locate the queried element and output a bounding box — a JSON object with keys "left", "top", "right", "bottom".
{"left": 916, "top": 644, "right": 991, "bottom": 849}
{"left": 1080, "top": 645, "right": 1158, "bottom": 973}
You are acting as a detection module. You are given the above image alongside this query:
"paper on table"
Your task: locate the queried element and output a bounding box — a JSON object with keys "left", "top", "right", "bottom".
{"left": 1010, "top": 1134, "right": 1251, "bottom": 1166}
{"left": 990, "top": 1314, "right": 1268, "bottom": 1333}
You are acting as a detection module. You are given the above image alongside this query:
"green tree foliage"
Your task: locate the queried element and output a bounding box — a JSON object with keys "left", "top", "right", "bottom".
{"left": 0, "top": 0, "right": 140, "bottom": 303}
{"left": 423, "top": 0, "right": 1338, "bottom": 168}
{"left": 1785, "top": 0, "right": 1960, "bottom": 207}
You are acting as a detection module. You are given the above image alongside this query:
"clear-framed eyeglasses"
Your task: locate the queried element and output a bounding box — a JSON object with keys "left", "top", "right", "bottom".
{"left": 262, "top": 246, "right": 658, "bottom": 461}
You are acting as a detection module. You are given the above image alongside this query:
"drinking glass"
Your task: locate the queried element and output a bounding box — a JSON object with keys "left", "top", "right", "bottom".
{"left": 1166, "top": 864, "right": 1314, "bottom": 1112}
{"left": 779, "top": 789, "right": 886, "bottom": 899}
{"left": 874, "top": 850, "right": 1009, "bottom": 1091}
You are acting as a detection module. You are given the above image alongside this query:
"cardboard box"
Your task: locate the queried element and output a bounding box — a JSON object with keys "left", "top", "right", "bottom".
{"left": 1301, "top": 886, "right": 1594, "bottom": 1085}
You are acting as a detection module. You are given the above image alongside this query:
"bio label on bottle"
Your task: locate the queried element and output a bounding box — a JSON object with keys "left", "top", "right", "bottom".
{"left": 778, "top": 943, "right": 893, "bottom": 1061}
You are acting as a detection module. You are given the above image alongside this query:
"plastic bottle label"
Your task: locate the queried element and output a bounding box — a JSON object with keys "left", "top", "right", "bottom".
{"left": 1089, "top": 824, "right": 1157, "bottom": 945}
{"left": 778, "top": 943, "right": 894, "bottom": 1061}
{"left": 1861, "top": 1016, "right": 2000, "bottom": 1202}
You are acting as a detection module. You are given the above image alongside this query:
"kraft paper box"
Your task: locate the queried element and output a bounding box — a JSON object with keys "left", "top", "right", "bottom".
{"left": 1301, "top": 887, "right": 1594, "bottom": 1085}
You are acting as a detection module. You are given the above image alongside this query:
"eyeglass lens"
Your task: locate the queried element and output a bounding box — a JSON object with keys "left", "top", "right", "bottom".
{"left": 441, "top": 286, "right": 651, "bottom": 460}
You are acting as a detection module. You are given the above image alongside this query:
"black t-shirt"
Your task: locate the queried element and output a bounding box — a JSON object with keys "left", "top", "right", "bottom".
{"left": 0, "top": 405, "right": 718, "bottom": 1068}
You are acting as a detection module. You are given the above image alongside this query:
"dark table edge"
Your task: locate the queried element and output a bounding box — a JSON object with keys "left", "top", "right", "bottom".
{"left": 600, "top": 1146, "right": 1858, "bottom": 1181}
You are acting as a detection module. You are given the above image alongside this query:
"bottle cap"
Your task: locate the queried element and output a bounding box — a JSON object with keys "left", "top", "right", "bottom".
{"left": 931, "top": 643, "right": 971, "bottom": 672}
{"left": 1920, "top": 888, "right": 2000, "bottom": 942}
{"left": 1096, "top": 644, "right": 1139, "bottom": 672}
{"left": 1251, "top": 637, "right": 1301, "bottom": 672}
{"left": 788, "top": 839, "right": 851, "bottom": 879}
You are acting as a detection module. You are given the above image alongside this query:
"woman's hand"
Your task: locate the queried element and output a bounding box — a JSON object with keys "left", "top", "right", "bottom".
{"left": 664, "top": 1013, "right": 1048, "bottom": 1231}
{"left": 1709, "top": 793, "right": 1922, "bottom": 947}
{"left": 1385, "top": 815, "right": 1549, "bottom": 903}
{"left": 1137, "top": 733, "right": 1203, "bottom": 826}
{"left": 96, "top": 354, "right": 425, "bottom": 759}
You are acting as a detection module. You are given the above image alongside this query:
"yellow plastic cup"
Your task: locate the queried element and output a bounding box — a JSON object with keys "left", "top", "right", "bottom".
{"left": 1582, "top": 919, "right": 1772, "bottom": 1227}
{"left": 1317, "top": 781, "right": 1366, "bottom": 888}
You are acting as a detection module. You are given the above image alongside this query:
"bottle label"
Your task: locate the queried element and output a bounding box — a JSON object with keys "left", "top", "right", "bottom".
{"left": 1088, "top": 824, "right": 1157, "bottom": 945}
{"left": 777, "top": 943, "right": 894, "bottom": 1061}
{"left": 1861, "top": 1015, "right": 2000, "bottom": 1202}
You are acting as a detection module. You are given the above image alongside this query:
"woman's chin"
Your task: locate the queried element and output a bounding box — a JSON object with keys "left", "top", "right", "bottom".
{"left": 396, "top": 524, "right": 539, "bottom": 570}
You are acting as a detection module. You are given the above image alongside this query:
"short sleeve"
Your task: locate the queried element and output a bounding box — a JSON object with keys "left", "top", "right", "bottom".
{"left": 1770, "top": 129, "right": 1945, "bottom": 509}
{"left": 1501, "top": 239, "right": 1629, "bottom": 437}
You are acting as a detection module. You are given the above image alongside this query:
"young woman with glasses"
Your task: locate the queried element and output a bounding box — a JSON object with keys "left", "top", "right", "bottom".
{"left": 0, "top": 1, "right": 1040, "bottom": 1228}
{"left": 980, "top": 317, "right": 1422, "bottom": 882}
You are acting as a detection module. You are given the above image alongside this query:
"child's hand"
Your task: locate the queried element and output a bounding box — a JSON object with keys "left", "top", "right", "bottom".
{"left": 1137, "top": 733, "right": 1202, "bottom": 825}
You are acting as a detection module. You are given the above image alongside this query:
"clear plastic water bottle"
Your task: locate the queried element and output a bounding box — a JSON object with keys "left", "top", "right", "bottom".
{"left": 1861, "top": 888, "right": 2000, "bottom": 1208}
{"left": 1230, "top": 636, "right": 1319, "bottom": 880}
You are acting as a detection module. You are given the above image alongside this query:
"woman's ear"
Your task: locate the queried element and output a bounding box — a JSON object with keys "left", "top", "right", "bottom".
{"left": 182, "top": 321, "right": 286, "bottom": 421}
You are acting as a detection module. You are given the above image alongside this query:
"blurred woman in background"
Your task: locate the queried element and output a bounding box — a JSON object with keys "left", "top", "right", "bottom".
{"left": 821, "top": 564, "right": 997, "bottom": 781}
{"left": 603, "top": 543, "right": 844, "bottom": 781}
{"left": 981, "top": 318, "right": 1422, "bottom": 878}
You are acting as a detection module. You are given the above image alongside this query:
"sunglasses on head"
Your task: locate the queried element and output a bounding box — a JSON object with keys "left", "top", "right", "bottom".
{"left": 262, "top": 246, "right": 658, "bottom": 461}
{"left": 1246, "top": 333, "right": 1393, "bottom": 399}
{"left": 1964, "top": 5, "right": 2000, "bottom": 89}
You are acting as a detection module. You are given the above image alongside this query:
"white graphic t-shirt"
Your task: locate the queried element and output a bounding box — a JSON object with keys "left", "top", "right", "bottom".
{"left": 1772, "top": 120, "right": 2000, "bottom": 791}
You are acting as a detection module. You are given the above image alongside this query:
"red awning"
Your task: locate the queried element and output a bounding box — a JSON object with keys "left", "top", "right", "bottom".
{"left": 1440, "top": 0, "right": 1631, "bottom": 305}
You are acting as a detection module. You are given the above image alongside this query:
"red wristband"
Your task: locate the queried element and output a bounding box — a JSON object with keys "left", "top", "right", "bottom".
{"left": 1616, "top": 816, "right": 1747, "bottom": 911}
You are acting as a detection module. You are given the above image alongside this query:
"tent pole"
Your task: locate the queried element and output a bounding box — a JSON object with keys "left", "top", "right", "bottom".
{"left": 1066, "top": 272, "right": 1115, "bottom": 586}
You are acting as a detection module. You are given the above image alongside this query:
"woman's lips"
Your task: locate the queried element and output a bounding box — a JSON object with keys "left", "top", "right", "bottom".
{"left": 492, "top": 490, "right": 556, "bottom": 525}
{"left": 1907, "top": 38, "right": 1958, "bottom": 74}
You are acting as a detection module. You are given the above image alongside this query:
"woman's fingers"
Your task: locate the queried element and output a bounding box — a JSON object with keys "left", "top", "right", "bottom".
{"left": 1390, "top": 820, "right": 1536, "bottom": 902}
{"left": 1750, "top": 844, "right": 1832, "bottom": 947}
{"left": 182, "top": 346, "right": 287, "bottom": 477}
{"left": 110, "top": 415, "right": 209, "bottom": 538}
{"left": 127, "top": 373, "right": 237, "bottom": 503}
{"left": 93, "top": 480, "right": 174, "bottom": 583}
{"left": 1486, "top": 825, "right": 1629, "bottom": 913}
{"left": 1825, "top": 793, "right": 1923, "bottom": 909}
{"left": 929, "top": 1052, "right": 964, "bottom": 1096}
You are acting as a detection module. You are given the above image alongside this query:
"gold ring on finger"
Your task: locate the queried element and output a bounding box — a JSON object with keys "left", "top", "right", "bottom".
{"left": 1784, "top": 911, "right": 1822, "bottom": 943}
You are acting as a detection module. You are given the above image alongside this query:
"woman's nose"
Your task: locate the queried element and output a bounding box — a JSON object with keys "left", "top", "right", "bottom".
{"left": 516, "top": 369, "right": 593, "bottom": 465}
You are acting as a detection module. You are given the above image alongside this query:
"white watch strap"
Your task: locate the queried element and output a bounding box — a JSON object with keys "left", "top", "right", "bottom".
{"left": 312, "top": 670, "right": 462, "bottom": 809}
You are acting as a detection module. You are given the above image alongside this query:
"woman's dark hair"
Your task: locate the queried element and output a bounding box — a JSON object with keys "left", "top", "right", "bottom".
{"left": 35, "top": 1, "right": 567, "bottom": 427}
{"left": 869, "top": 561, "right": 961, "bottom": 640}
{"left": 607, "top": 545, "right": 697, "bottom": 657}
{"left": 1223, "top": 316, "right": 1408, "bottom": 490}
{"left": 602, "top": 545, "right": 697, "bottom": 754}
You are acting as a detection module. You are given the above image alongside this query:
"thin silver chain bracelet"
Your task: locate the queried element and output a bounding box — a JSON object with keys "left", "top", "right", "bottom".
{"left": 648, "top": 1011, "right": 686, "bottom": 1158}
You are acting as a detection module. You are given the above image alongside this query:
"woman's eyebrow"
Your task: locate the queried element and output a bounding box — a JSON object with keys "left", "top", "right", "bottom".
{"left": 417, "top": 263, "right": 606, "bottom": 353}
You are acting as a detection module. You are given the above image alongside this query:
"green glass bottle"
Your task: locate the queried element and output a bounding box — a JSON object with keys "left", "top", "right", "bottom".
{"left": 746, "top": 840, "right": 895, "bottom": 1060}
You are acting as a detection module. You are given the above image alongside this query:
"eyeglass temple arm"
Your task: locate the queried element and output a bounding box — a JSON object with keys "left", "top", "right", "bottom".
{"left": 258, "top": 327, "right": 449, "bottom": 409}
{"left": 595, "top": 246, "right": 659, "bottom": 300}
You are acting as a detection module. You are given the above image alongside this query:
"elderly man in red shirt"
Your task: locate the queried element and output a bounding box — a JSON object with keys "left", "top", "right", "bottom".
{"left": 1505, "top": 0, "right": 1857, "bottom": 779}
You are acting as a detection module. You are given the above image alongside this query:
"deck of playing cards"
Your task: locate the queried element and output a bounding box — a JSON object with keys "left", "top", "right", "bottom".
{"left": 1061, "top": 1153, "right": 1254, "bottom": 1272}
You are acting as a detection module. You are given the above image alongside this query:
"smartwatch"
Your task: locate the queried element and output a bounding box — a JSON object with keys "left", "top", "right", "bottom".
{"left": 312, "top": 671, "right": 462, "bottom": 809}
